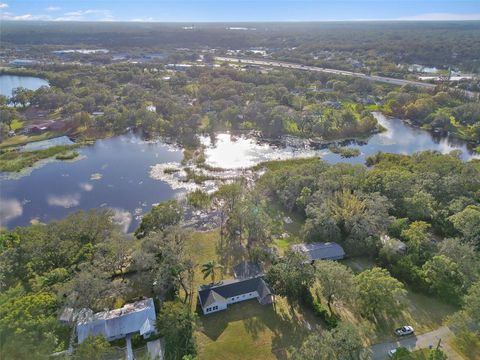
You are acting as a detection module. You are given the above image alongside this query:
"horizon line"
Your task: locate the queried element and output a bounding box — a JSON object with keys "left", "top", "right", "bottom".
{"left": 2, "top": 19, "right": 480, "bottom": 23}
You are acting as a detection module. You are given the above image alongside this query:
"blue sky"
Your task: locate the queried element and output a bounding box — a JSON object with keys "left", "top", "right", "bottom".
{"left": 1, "top": 0, "right": 480, "bottom": 22}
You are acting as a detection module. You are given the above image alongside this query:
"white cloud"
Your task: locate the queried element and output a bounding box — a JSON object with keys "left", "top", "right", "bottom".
{"left": 46, "top": 6, "right": 60, "bottom": 11}
{"left": 111, "top": 208, "right": 132, "bottom": 233}
{"left": 54, "top": 9, "right": 114, "bottom": 21}
{"left": 0, "top": 198, "right": 23, "bottom": 224}
{"left": 130, "top": 17, "right": 154, "bottom": 22}
{"left": 0, "top": 3, "right": 8, "bottom": 9}
{"left": 79, "top": 182, "right": 93, "bottom": 192}
{"left": 47, "top": 193, "right": 80, "bottom": 208}
{"left": 398, "top": 13, "right": 480, "bottom": 21}
{"left": 0, "top": 12, "right": 51, "bottom": 20}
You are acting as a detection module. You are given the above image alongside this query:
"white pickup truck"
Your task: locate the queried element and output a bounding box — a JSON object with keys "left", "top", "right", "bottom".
{"left": 394, "top": 325, "right": 414, "bottom": 336}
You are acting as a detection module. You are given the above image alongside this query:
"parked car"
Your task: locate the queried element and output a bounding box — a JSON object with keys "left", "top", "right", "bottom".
{"left": 388, "top": 348, "right": 397, "bottom": 357}
{"left": 395, "top": 325, "right": 414, "bottom": 336}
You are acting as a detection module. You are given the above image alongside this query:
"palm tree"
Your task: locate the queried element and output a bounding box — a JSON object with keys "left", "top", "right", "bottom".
{"left": 201, "top": 260, "right": 223, "bottom": 284}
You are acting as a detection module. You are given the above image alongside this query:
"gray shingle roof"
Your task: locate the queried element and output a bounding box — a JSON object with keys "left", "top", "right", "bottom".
{"left": 204, "top": 290, "right": 226, "bottom": 307}
{"left": 198, "top": 277, "right": 272, "bottom": 307}
{"left": 292, "top": 242, "right": 345, "bottom": 261}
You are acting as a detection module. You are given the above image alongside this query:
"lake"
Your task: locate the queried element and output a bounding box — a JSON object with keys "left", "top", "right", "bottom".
{"left": 0, "top": 74, "right": 49, "bottom": 97}
{"left": 201, "top": 113, "right": 479, "bottom": 168}
{"left": 1, "top": 113, "right": 478, "bottom": 231}
{"left": 1, "top": 135, "right": 183, "bottom": 232}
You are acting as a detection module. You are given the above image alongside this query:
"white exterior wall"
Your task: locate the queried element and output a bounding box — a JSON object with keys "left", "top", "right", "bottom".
{"left": 202, "top": 301, "right": 227, "bottom": 315}
{"left": 227, "top": 291, "right": 258, "bottom": 304}
{"left": 202, "top": 291, "right": 260, "bottom": 315}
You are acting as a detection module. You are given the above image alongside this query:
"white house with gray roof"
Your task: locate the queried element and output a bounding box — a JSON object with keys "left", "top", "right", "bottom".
{"left": 198, "top": 276, "right": 273, "bottom": 315}
{"left": 76, "top": 298, "right": 156, "bottom": 343}
{"left": 75, "top": 298, "right": 157, "bottom": 360}
{"left": 292, "top": 242, "right": 345, "bottom": 262}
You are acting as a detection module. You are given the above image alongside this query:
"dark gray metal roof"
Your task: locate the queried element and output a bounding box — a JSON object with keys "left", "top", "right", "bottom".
{"left": 292, "top": 242, "right": 345, "bottom": 260}
{"left": 198, "top": 276, "right": 271, "bottom": 307}
{"left": 232, "top": 261, "right": 263, "bottom": 279}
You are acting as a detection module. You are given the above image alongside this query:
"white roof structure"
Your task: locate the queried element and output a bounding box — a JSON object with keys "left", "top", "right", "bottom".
{"left": 76, "top": 298, "right": 156, "bottom": 343}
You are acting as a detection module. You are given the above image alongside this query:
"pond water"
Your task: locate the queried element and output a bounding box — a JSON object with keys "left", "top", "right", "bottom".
{"left": 0, "top": 113, "right": 478, "bottom": 231}
{"left": 1, "top": 135, "right": 183, "bottom": 232}
{"left": 201, "top": 113, "right": 479, "bottom": 168}
{"left": 20, "top": 136, "right": 74, "bottom": 151}
{"left": 0, "top": 74, "right": 49, "bottom": 97}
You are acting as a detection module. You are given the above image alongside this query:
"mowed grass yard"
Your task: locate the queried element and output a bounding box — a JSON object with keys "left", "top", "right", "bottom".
{"left": 186, "top": 229, "right": 322, "bottom": 360}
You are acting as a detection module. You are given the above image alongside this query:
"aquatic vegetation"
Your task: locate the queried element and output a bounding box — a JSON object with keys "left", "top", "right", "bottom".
{"left": 55, "top": 151, "right": 79, "bottom": 160}
{"left": 328, "top": 146, "right": 361, "bottom": 158}
{"left": 0, "top": 145, "right": 79, "bottom": 172}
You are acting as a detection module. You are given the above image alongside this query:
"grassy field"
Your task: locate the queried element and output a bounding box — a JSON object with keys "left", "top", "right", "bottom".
{"left": 0, "top": 131, "right": 58, "bottom": 148}
{"left": 196, "top": 298, "right": 318, "bottom": 360}
{"left": 449, "top": 331, "right": 480, "bottom": 360}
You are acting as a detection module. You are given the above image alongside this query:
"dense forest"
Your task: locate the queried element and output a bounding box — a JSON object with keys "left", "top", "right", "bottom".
{"left": 1, "top": 59, "right": 479, "bottom": 160}
{"left": 2, "top": 21, "right": 480, "bottom": 73}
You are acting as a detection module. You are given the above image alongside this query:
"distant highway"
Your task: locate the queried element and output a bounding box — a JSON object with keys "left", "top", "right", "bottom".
{"left": 215, "top": 56, "right": 478, "bottom": 98}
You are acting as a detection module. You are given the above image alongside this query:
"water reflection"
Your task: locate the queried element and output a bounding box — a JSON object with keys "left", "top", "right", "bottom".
{"left": 46, "top": 193, "right": 81, "bottom": 208}
{"left": 0, "top": 74, "right": 49, "bottom": 97}
{"left": 201, "top": 113, "right": 479, "bottom": 169}
{"left": 0, "top": 198, "right": 23, "bottom": 224}
{"left": 0, "top": 133, "right": 183, "bottom": 231}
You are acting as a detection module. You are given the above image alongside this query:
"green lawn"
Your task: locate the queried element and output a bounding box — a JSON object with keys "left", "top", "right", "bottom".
{"left": 196, "top": 297, "right": 319, "bottom": 360}
{"left": 0, "top": 132, "right": 57, "bottom": 148}
{"left": 10, "top": 119, "right": 23, "bottom": 131}
{"left": 449, "top": 331, "right": 480, "bottom": 360}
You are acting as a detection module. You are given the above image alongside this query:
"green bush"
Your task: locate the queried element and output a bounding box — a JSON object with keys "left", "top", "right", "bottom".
{"left": 187, "top": 189, "right": 211, "bottom": 209}
{"left": 303, "top": 289, "right": 338, "bottom": 329}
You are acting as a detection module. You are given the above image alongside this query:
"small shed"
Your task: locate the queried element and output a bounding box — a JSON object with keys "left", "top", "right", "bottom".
{"left": 232, "top": 261, "right": 263, "bottom": 279}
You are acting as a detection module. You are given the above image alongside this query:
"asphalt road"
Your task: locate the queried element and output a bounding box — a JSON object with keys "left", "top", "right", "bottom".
{"left": 215, "top": 56, "right": 478, "bottom": 98}
{"left": 370, "top": 326, "right": 463, "bottom": 360}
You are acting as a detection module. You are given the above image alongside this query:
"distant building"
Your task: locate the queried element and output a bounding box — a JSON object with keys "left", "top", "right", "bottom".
{"left": 9, "top": 59, "right": 40, "bottom": 67}
{"left": 24, "top": 123, "right": 49, "bottom": 134}
{"left": 165, "top": 63, "right": 193, "bottom": 71}
{"left": 232, "top": 261, "right": 263, "bottom": 279}
{"left": 323, "top": 100, "right": 342, "bottom": 109}
{"left": 198, "top": 277, "right": 273, "bottom": 315}
{"left": 292, "top": 242, "right": 345, "bottom": 262}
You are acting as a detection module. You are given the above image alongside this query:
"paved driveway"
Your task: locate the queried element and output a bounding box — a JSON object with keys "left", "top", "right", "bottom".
{"left": 370, "top": 326, "right": 462, "bottom": 360}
